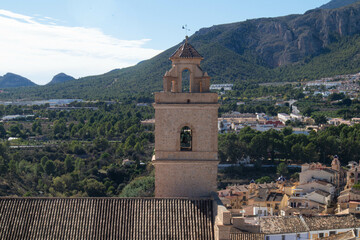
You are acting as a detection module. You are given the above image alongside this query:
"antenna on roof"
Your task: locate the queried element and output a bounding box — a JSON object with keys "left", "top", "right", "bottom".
{"left": 182, "top": 24, "right": 190, "bottom": 41}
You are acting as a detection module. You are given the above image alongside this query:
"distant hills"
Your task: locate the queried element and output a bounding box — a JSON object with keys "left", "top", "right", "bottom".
{"left": 0, "top": 72, "right": 75, "bottom": 89}
{"left": 3, "top": 0, "right": 360, "bottom": 100}
{"left": 47, "top": 73, "right": 75, "bottom": 85}
{"left": 0, "top": 73, "right": 37, "bottom": 88}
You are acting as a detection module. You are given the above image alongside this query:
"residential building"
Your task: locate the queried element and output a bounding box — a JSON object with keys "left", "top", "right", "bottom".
{"left": 278, "top": 113, "right": 291, "bottom": 124}
{"left": 231, "top": 214, "right": 360, "bottom": 240}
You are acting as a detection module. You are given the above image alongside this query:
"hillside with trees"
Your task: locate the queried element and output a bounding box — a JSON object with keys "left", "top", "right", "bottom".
{"left": 0, "top": 102, "right": 155, "bottom": 197}
{"left": 3, "top": 2, "right": 360, "bottom": 100}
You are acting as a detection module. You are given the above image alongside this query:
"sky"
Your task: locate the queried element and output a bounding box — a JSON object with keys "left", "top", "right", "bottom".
{"left": 0, "top": 0, "right": 330, "bottom": 85}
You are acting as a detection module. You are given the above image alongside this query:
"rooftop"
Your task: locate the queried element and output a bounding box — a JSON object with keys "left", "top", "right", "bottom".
{"left": 314, "top": 189, "right": 331, "bottom": 197}
{"left": 170, "top": 39, "right": 203, "bottom": 59}
{"left": 260, "top": 216, "right": 308, "bottom": 234}
{"left": 303, "top": 214, "right": 360, "bottom": 231}
{"left": 253, "top": 189, "right": 283, "bottom": 202}
{"left": 0, "top": 197, "right": 214, "bottom": 240}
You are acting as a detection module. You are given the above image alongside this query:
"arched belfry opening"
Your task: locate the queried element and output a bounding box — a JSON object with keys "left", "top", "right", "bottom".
{"left": 182, "top": 69, "right": 190, "bottom": 92}
{"left": 162, "top": 37, "right": 210, "bottom": 93}
{"left": 180, "top": 126, "right": 192, "bottom": 151}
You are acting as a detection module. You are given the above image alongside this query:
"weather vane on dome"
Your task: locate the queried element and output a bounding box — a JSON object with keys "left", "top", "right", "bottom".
{"left": 182, "top": 24, "right": 190, "bottom": 39}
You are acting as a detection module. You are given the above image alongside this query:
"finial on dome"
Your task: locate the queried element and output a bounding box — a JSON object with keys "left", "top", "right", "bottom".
{"left": 185, "top": 35, "right": 188, "bottom": 43}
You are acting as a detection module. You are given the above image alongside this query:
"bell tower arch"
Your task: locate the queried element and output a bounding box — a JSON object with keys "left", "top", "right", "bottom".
{"left": 153, "top": 38, "right": 219, "bottom": 198}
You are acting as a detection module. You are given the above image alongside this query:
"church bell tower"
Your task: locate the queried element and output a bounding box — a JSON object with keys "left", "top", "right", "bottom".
{"left": 153, "top": 38, "right": 219, "bottom": 197}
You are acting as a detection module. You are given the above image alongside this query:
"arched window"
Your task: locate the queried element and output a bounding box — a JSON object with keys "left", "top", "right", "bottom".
{"left": 182, "top": 69, "right": 190, "bottom": 92}
{"left": 180, "top": 126, "right": 192, "bottom": 151}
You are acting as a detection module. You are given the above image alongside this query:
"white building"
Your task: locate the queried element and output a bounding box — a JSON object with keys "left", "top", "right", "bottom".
{"left": 210, "top": 84, "right": 234, "bottom": 91}
{"left": 277, "top": 113, "right": 291, "bottom": 124}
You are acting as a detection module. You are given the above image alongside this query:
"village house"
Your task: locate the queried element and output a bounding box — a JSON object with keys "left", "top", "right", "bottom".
{"left": 219, "top": 178, "right": 293, "bottom": 216}
{"left": 230, "top": 214, "right": 360, "bottom": 240}
{"left": 337, "top": 161, "right": 360, "bottom": 214}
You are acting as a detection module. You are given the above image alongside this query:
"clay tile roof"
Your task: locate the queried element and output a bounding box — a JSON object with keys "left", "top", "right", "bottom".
{"left": 170, "top": 41, "right": 203, "bottom": 59}
{"left": 0, "top": 197, "right": 214, "bottom": 240}
{"left": 303, "top": 214, "right": 360, "bottom": 231}
{"left": 314, "top": 189, "right": 331, "bottom": 197}
{"left": 314, "top": 180, "right": 331, "bottom": 185}
{"left": 230, "top": 232, "right": 265, "bottom": 240}
{"left": 260, "top": 216, "right": 308, "bottom": 234}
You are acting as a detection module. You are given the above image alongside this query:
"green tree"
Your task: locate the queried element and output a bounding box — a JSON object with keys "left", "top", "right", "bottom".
{"left": 276, "top": 162, "right": 288, "bottom": 176}
{"left": 53, "top": 176, "right": 65, "bottom": 192}
{"left": 44, "top": 160, "right": 55, "bottom": 175}
{"left": 84, "top": 179, "right": 106, "bottom": 197}
{"left": 313, "top": 115, "right": 327, "bottom": 125}
{"left": 0, "top": 123, "right": 6, "bottom": 138}
{"left": 255, "top": 176, "right": 272, "bottom": 183}
{"left": 94, "top": 138, "right": 109, "bottom": 151}
{"left": 120, "top": 176, "right": 155, "bottom": 197}
{"left": 64, "top": 155, "right": 74, "bottom": 173}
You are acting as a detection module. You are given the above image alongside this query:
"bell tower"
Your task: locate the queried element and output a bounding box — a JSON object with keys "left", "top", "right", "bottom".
{"left": 153, "top": 38, "right": 219, "bottom": 197}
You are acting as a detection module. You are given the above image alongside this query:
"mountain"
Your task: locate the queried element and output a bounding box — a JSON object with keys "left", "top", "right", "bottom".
{"left": 0, "top": 73, "right": 37, "bottom": 88}
{"left": 319, "top": 0, "right": 360, "bottom": 9}
{"left": 3, "top": 2, "right": 360, "bottom": 100}
{"left": 48, "top": 73, "right": 75, "bottom": 85}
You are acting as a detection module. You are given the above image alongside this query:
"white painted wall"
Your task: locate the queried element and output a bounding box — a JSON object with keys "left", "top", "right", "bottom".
{"left": 265, "top": 232, "right": 308, "bottom": 240}
{"left": 299, "top": 169, "right": 334, "bottom": 184}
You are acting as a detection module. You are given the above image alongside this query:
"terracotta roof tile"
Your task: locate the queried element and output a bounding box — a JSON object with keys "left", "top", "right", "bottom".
{"left": 0, "top": 197, "right": 214, "bottom": 240}
{"left": 230, "top": 233, "right": 265, "bottom": 240}
{"left": 170, "top": 42, "right": 203, "bottom": 59}
{"left": 303, "top": 214, "right": 360, "bottom": 231}
{"left": 260, "top": 216, "right": 308, "bottom": 234}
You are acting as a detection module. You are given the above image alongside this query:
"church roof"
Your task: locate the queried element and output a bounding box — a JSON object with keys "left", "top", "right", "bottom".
{"left": 0, "top": 197, "right": 214, "bottom": 240}
{"left": 170, "top": 40, "right": 203, "bottom": 59}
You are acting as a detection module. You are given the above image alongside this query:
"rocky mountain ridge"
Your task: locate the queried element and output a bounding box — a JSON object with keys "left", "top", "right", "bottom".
{"left": 3, "top": 0, "right": 360, "bottom": 99}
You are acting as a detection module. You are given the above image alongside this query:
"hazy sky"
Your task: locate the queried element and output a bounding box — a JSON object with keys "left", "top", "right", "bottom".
{"left": 0, "top": 0, "right": 329, "bottom": 85}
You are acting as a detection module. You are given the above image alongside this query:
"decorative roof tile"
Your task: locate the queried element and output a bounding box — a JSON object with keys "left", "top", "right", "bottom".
{"left": 170, "top": 40, "right": 203, "bottom": 59}
{"left": 0, "top": 197, "right": 214, "bottom": 240}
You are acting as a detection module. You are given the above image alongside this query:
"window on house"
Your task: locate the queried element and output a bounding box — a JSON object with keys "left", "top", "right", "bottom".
{"left": 296, "top": 233, "right": 300, "bottom": 239}
{"left": 281, "top": 235, "right": 285, "bottom": 240}
{"left": 330, "top": 231, "right": 336, "bottom": 235}
{"left": 319, "top": 233, "right": 324, "bottom": 237}
{"left": 180, "top": 126, "right": 192, "bottom": 151}
{"left": 266, "top": 236, "right": 270, "bottom": 240}
{"left": 258, "top": 210, "right": 262, "bottom": 215}
{"left": 354, "top": 229, "right": 358, "bottom": 237}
